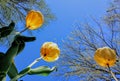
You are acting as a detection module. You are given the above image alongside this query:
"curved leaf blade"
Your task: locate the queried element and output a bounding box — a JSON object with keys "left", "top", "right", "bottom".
{"left": 28, "top": 66, "right": 57, "bottom": 76}
{"left": 8, "top": 62, "right": 18, "bottom": 80}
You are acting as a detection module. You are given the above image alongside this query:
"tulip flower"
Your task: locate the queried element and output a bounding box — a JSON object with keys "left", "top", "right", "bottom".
{"left": 94, "top": 47, "right": 116, "bottom": 67}
{"left": 28, "top": 42, "right": 60, "bottom": 68}
{"left": 19, "top": 10, "right": 44, "bottom": 33}
{"left": 26, "top": 10, "right": 44, "bottom": 30}
{"left": 40, "top": 42, "right": 60, "bottom": 62}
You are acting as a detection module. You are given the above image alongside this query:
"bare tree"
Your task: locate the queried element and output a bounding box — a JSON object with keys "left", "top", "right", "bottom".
{"left": 57, "top": 0, "right": 120, "bottom": 81}
{"left": 0, "top": 0, "right": 55, "bottom": 46}
{"left": 0, "top": 0, "right": 54, "bottom": 26}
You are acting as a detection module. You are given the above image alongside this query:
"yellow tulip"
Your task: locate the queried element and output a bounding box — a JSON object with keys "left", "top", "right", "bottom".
{"left": 40, "top": 42, "right": 60, "bottom": 62}
{"left": 26, "top": 10, "right": 44, "bottom": 30}
{"left": 94, "top": 47, "right": 116, "bottom": 67}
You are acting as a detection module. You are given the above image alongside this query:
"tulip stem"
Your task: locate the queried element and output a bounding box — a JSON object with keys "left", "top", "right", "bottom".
{"left": 107, "top": 64, "right": 118, "bottom": 81}
{"left": 27, "top": 56, "right": 43, "bottom": 68}
{"left": 20, "top": 27, "right": 28, "bottom": 33}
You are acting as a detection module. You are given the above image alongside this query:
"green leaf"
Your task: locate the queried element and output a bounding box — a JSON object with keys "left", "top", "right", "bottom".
{"left": 5, "top": 40, "right": 19, "bottom": 63}
{"left": 8, "top": 62, "right": 18, "bottom": 80}
{"left": 1, "top": 77, "right": 6, "bottom": 81}
{"left": 0, "top": 21, "right": 15, "bottom": 38}
{"left": 0, "top": 52, "right": 17, "bottom": 81}
{"left": 28, "top": 66, "right": 57, "bottom": 76}
{"left": 0, "top": 43, "right": 19, "bottom": 80}
{"left": 16, "top": 36, "right": 36, "bottom": 42}
{"left": 17, "top": 42, "right": 25, "bottom": 55}
{"left": 19, "top": 67, "right": 31, "bottom": 75}
{"left": 14, "top": 35, "right": 36, "bottom": 55}
{"left": 10, "top": 67, "right": 31, "bottom": 81}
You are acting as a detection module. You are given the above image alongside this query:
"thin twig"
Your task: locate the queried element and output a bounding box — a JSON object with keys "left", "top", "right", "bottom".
{"left": 107, "top": 64, "right": 118, "bottom": 81}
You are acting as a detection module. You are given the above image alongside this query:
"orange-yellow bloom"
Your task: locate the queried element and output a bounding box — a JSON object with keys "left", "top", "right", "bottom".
{"left": 94, "top": 47, "right": 116, "bottom": 67}
{"left": 26, "top": 10, "right": 44, "bottom": 30}
{"left": 40, "top": 42, "right": 60, "bottom": 62}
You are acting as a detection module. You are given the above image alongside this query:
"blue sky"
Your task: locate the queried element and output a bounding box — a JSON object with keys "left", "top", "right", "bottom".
{"left": 5, "top": 0, "right": 109, "bottom": 81}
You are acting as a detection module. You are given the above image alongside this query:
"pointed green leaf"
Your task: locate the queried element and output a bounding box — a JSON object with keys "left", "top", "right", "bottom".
{"left": 13, "top": 35, "right": 36, "bottom": 55}
{"left": 8, "top": 62, "right": 18, "bottom": 80}
{"left": 17, "top": 36, "right": 36, "bottom": 42}
{"left": 19, "top": 67, "right": 31, "bottom": 75}
{"left": 0, "top": 41, "right": 19, "bottom": 80}
{"left": 10, "top": 67, "right": 31, "bottom": 81}
{"left": 0, "top": 53, "right": 14, "bottom": 81}
{"left": 17, "top": 42, "right": 25, "bottom": 55}
{"left": 0, "top": 53, "right": 8, "bottom": 81}
{"left": 0, "top": 21, "right": 15, "bottom": 38}
{"left": 0, "top": 76, "right": 6, "bottom": 81}
{"left": 28, "top": 66, "right": 57, "bottom": 76}
{"left": 5, "top": 40, "right": 19, "bottom": 63}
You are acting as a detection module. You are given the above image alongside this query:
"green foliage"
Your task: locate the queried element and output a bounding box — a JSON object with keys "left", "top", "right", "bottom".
{"left": 28, "top": 66, "right": 57, "bottom": 76}
{"left": 10, "top": 67, "right": 31, "bottom": 80}
{"left": 0, "top": 22, "right": 57, "bottom": 81}
{"left": 13, "top": 35, "right": 36, "bottom": 55}
{"left": 0, "top": 45, "right": 19, "bottom": 81}
{"left": 0, "top": 0, "right": 57, "bottom": 80}
{"left": 0, "top": 21, "right": 15, "bottom": 38}
{"left": 10, "top": 66, "right": 56, "bottom": 81}
{"left": 0, "top": 0, "right": 55, "bottom": 47}
{"left": 8, "top": 63, "right": 18, "bottom": 80}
